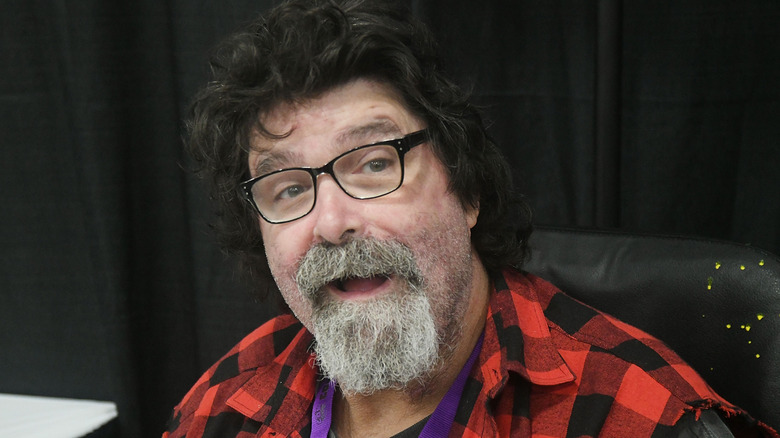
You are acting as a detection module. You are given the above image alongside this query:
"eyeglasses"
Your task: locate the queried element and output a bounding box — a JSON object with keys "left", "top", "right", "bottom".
{"left": 241, "top": 129, "right": 430, "bottom": 224}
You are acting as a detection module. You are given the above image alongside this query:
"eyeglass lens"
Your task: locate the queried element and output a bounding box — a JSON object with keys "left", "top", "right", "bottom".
{"left": 250, "top": 144, "right": 403, "bottom": 222}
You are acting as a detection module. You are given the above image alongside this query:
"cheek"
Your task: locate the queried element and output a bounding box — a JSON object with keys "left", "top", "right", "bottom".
{"left": 407, "top": 201, "right": 474, "bottom": 270}
{"left": 261, "top": 224, "right": 308, "bottom": 276}
{"left": 262, "top": 228, "right": 316, "bottom": 327}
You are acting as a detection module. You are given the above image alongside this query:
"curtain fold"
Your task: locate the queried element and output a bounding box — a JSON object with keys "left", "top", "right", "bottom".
{"left": 594, "top": 0, "right": 622, "bottom": 227}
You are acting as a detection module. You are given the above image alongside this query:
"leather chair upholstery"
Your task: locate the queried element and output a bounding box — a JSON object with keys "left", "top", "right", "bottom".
{"left": 524, "top": 226, "right": 780, "bottom": 430}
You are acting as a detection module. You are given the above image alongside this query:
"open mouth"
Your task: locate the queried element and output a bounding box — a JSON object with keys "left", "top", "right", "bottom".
{"left": 331, "top": 275, "right": 390, "bottom": 294}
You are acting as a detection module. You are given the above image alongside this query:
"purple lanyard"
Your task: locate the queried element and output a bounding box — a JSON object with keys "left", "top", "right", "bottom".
{"left": 311, "top": 333, "right": 484, "bottom": 438}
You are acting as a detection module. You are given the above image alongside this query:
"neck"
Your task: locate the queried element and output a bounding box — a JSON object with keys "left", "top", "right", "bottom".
{"left": 332, "top": 260, "right": 490, "bottom": 438}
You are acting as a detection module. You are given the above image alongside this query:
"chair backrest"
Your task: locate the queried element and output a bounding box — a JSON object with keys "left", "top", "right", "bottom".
{"left": 524, "top": 226, "right": 780, "bottom": 430}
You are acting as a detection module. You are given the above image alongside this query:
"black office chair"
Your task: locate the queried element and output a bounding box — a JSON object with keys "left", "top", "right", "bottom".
{"left": 524, "top": 226, "right": 780, "bottom": 431}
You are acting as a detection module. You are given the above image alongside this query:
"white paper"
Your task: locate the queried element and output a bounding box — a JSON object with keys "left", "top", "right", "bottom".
{"left": 0, "top": 394, "right": 117, "bottom": 438}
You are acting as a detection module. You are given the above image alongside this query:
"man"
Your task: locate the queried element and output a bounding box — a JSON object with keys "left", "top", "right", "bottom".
{"left": 164, "top": 1, "right": 778, "bottom": 437}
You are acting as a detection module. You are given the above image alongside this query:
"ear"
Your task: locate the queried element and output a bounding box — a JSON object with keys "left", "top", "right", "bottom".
{"left": 465, "top": 200, "right": 479, "bottom": 229}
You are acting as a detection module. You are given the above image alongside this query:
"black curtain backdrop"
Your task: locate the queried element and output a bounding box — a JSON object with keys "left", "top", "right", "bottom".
{"left": 1, "top": 1, "right": 778, "bottom": 436}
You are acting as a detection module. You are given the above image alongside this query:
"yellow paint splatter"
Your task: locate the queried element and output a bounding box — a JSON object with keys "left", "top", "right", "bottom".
{"left": 759, "top": 260, "right": 765, "bottom": 266}
{"left": 748, "top": 341, "right": 752, "bottom": 344}
{"left": 745, "top": 325, "right": 752, "bottom": 332}
{"left": 741, "top": 325, "right": 746, "bottom": 329}
{"left": 740, "top": 265, "right": 746, "bottom": 270}
{"left": 757, "top": 313, "right": 765, "bottom": 321}
{"left": 707, "top": 277, "right": 713, "bottom": 290}
{"left": 715, "top": 262, "right": 721, "bottom": 269}
{"left": 726, "top": 324, "right": 732, "bottom": 329}
{"left": 756, "top": 354, "right": 761, "bottom": 359}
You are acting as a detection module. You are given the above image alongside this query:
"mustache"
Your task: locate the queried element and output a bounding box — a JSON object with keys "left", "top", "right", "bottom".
{"left": 295, "top": 238, "right": 423, "bottom": 299}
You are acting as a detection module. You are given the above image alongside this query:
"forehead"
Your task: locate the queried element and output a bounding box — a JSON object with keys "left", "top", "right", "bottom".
{"left": 248, "top": 79, "right": 423, "bottom": 170}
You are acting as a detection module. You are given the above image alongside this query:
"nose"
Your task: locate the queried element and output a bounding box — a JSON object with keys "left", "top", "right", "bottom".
{"left": 310, "top": 175, "right": 365, "bottom": 245}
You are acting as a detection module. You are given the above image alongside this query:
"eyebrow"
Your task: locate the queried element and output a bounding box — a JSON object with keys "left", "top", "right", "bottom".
{"left": 335, "top": 119, "right": 403, "bottom": 146}
{"left": 253, "top": 119, "right": 404, "bottom": 176}
{"left": 253, "top": 149, "right": 304, "bottom": 177}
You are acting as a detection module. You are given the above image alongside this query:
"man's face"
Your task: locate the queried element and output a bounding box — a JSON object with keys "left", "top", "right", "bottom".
{"left": 247, "top": 79, "right": 480, "bottom": 393}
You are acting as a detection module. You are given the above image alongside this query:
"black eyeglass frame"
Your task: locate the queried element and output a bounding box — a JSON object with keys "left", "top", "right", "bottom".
{"left": 240, "top": 129, "right": 430, "bottom": 224}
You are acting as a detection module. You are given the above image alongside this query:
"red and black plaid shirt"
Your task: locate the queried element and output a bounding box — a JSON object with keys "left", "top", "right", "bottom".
{"left": 164, "top": 270, "right": 777, "bottom": 437}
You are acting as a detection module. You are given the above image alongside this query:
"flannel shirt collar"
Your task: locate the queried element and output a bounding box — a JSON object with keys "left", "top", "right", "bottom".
{"left": 224, "top": 269, "right": 575, "bottom": 433}
{"left": 478, "top": 269, "right": 576, "bottom": 400}
{"left": 226, "top": 325, "right": 317, "bottom": 435}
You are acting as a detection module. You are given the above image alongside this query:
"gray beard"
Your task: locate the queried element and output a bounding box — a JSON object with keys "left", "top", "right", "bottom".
{"left": 295, "top": 238, "right": 446, "bottom": 395}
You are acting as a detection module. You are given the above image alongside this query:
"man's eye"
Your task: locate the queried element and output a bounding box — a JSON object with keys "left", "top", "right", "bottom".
{"left": 363, "top": 159, "right": 390, "bottom": 173}
{"left": 276, "top": 184, "right": 306, "bottom": 200}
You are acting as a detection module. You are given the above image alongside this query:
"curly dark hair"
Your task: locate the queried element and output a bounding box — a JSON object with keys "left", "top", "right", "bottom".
{"left": 186, "top": 0, "right": 532, "bottom": 300}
